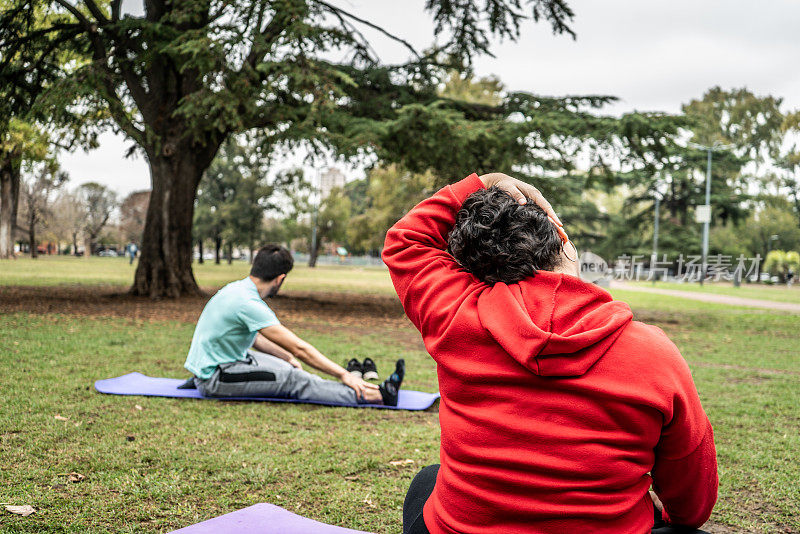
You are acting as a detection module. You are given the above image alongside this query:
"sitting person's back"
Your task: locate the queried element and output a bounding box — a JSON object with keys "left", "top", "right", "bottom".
{"left": 383, "top": 173, "right": 718, "bottom": 534}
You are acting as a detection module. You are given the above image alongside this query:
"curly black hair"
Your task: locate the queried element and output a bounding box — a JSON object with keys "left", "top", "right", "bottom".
{"left": 447, "top": 186, "right": 563, "bottom": 284}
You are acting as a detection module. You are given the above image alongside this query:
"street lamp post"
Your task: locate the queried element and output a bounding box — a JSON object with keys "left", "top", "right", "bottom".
{"left": 310, "top": 170, "right": 320, "bottom": 267}
{"left": 689, "top": 142, "right": 734, "bottom": 286}
{"left": 701, "top": 148, "right": 712, "bottom": 286}
{"left": 652, "top": 172, "right": 666, "bottom": 285}
{"left": 653, "top": 195, "right": 660, "bottom": 257}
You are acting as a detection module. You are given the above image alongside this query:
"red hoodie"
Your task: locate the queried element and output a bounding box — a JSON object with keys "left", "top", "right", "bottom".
{"left": 383, "top": 173, "right": 718, "bottom": 534}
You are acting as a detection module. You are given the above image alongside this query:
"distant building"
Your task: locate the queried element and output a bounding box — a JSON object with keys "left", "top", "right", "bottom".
{"left": 319, "top": 168, "right": 346, "bottom": 199}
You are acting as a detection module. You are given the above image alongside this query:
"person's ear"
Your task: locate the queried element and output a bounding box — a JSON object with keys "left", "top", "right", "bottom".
{"left": 275, "top": 273, "right": 287, "bottom": 285}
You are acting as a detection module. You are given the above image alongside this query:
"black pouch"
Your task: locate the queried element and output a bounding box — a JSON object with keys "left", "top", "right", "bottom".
{"left": 177, "top": 378, "right": 197, "bottom": 389}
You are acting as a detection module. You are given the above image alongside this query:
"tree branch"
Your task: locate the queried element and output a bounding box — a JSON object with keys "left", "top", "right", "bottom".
{"left": 55, "top": 1, "right": 152, "bottom": 131}
{"left": 111, "top": 0, "right": 121, "bottom": 21}
{"left": 92, "top": 69, "right": 146, "bottom": 146}
{"left": 53, "top": 0, "right": 94, "bottom": 29}
{"left": 243, "top": 7, "right": 295, "bottom": 71}
{"left": 81, "top": 0, "right": 110, "bottom": 24}
{"left": 322, "top": 6, "right": 377, "bottom": 63}
{"left": 312, "top": 0, "right": 420, "bottom": 59}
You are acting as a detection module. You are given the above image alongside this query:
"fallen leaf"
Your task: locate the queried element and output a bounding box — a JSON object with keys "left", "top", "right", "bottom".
{"left": 54, "top": 415, "right": 68, "bottom": 421}
{"left": 362, "top": 495, "right": 375, "bottom": 508}
{"left": 389, "top": 459, "right": 415, "bottom": 466}
{"left": 344, "top": 475, "right": 359, "bottom": 481}
{"left": 67, "top": 472, "right": 86, "bottom": 483}
{"left": 5, "top": 505, "right": 36, "bottom": 516}
{"left": 56, "top": 471, "right": 86, "bottom": 483}
{"left": 134, "top": 405, "right": 143, "bottom": 411}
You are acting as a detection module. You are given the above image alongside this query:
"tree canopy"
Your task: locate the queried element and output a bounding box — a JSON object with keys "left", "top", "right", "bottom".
{"left": 0, "top": 0, "right": 591, "bottom": 296}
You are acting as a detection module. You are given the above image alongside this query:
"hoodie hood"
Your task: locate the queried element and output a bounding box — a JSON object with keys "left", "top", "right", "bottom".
{"left": 477, "top": 270, "right": 633, "bottom": 377}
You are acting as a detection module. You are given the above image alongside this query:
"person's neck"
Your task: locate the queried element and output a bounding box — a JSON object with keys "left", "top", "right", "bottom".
{"left": 249, "top": 275, "right": 272, "bottom": 299}
{"left": 551, "top": 262, "right": 580, "bottom": 278}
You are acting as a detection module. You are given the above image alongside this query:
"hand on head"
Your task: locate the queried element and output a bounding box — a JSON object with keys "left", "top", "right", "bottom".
{"left": 479, "top": 173, "right": 562, "bottom": 226}
{"left": 478, "top": 172, "right": 578, "bottom": 276}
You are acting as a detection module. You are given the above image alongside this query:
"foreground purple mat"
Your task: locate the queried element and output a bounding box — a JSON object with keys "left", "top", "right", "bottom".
{"left": 94, "top": 372, "right": 439, "bottom": 411}
{"left": 169, "top": 503, "right": 375, "bottom": 534}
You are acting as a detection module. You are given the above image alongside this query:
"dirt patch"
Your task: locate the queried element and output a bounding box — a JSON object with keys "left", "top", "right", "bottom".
{"left": 703, "top": 522, "right": 742, "bottom": 533}
{"left": 0, "top": 285, "right": 410, "bottom": 329}
{"left": 613, "top": 281, "right": 800, "bottom": 314}
{"left": 690, "top": 361, "right": 800, "bottom": 377}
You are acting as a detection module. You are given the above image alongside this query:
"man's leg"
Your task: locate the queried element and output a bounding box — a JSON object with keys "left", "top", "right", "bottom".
{"left": 263, "top": 352, "right": 368, "bottom": 404}
{"left": 198, "top": 352, "right": 364, "bottom": 404}
{"left": 403, "top": 464, "right": 439, "bottom": 534}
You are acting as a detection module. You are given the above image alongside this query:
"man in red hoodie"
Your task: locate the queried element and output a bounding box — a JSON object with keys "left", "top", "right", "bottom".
{"left": 383, "top": 173, "right": 718, "bottom": 534}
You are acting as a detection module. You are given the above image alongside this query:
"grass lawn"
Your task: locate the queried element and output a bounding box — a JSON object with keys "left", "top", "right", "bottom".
{"left": 1, "top": 263, "right": 798, "bottom": 533}
{"left": 626, "top": 280, "right": 800, "bottom": 304}
{"left": 0, "top": 256, "right": 396, "bottom": 295}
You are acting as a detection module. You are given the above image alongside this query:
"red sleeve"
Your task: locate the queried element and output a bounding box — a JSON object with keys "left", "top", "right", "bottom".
{"left": 381, "top": 173, "right": 485, "bottom": 336}
{"left": 654, "top": 421, "right": 717, "bottom": 527}
{"left": 651, "top": 345, "right": 719, "bottom": 529}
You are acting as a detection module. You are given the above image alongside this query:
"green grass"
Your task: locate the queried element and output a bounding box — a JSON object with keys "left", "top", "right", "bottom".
{"left": 0, "top": 314, "right": 437, "bottom": 533}
{"left": 626, "top": 280, "right": 800, "bottom": 304}
{"left": 1, "top": 264, "right": 799, "bottom": 532}
{"left": 0, "top": 256, "right": 396, "bottom": 295}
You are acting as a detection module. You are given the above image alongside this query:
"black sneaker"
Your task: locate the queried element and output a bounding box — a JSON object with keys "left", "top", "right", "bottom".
{"left": 389, "top": 358, "right": 405, "bottom": 385}
{"left": 379, "top": 359, "right": 405, "bottom": 407}
{"left": 362, "top": 358, "right": 379, "bottom": 381}
{"left": 346, "top": 358, "right": 363, "bottom": 378}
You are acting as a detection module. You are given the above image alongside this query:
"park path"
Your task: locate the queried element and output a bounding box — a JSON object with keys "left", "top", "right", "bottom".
{"left": 611, "top": 281, "right": 800, "bottom": 313}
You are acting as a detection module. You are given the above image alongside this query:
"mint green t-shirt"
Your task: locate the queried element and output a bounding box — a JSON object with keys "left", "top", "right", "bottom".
{"left": 184, "top": 277, "right": 280, "bottom": 379}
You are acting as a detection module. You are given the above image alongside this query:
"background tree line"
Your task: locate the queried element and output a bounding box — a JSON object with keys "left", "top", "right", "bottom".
{"left": 189, "top": 81, "right": 800, "bottom": 281}
{"left": 6, "top": 154, "right": 147, "bottom": 258}
{"left": 0, "top": 0, "right": 682, "bottom": 297}
{"left": 2, "top": 2, "right": 799, "bottom": 293}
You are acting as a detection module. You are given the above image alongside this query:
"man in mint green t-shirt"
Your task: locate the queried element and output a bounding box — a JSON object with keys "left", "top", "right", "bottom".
{"left": 184, "top": 244, "right": 404, "bottom": 406}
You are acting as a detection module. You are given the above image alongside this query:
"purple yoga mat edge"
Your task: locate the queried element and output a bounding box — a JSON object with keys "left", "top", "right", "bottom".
{"left": 167, "top": 503, "right": 375, "bottom": 534}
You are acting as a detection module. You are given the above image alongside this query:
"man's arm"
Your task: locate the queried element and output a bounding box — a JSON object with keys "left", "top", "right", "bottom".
{"left": 259, "top": 324, "right": 377, "bottom": 399}
{"left": 382, "top": 172, "right": 560, "bottom": 337}
{"left": 251, "top": 332, "right": 302, "bottom": 369}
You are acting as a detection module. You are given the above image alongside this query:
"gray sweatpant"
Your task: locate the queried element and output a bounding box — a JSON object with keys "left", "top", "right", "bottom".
{"left": 195, "top": 351, "right": 365, "bottom": 404}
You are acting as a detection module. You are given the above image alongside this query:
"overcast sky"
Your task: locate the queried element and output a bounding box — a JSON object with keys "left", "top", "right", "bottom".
{"left": 58, "top": 0, "right": 800, "bottom": 196}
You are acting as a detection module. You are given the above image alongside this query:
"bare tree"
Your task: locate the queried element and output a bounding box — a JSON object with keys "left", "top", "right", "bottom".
{"left": 19, "top": 161, "right": 67, "bottom": 258}
{"left": 52, "top": 190, "right": 86, "bottom": 255}
{"left": 77, "top": 182, "right": 116, "bottom": 256}
{"left": 119, "top": 190, "right": 150, "bottom": 243}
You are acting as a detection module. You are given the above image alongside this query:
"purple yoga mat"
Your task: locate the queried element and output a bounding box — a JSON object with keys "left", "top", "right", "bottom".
{"left": 168, "top": 503, "right": 374, "bottom": 534}
{"left": 94, "top": 372, "right": 440, "bottom": 411}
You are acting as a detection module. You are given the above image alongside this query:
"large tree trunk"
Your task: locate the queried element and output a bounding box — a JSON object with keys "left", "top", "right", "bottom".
{"left": 131, "top": 150, "right": 211, "bottom": 298}
{"left": 197, "top": 239, "right": 204, "bottom": 264}
{"left": 227, "top": 242, "right": 233, "bottom": 265}
{"left": 214, "top": 236, "right": 221, "bottom": 265}
{"left": 0, "top": 154, "right": 21, "bottom": 259}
